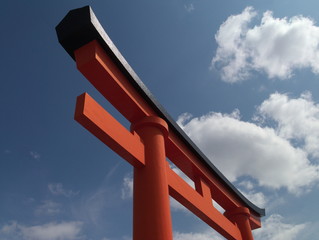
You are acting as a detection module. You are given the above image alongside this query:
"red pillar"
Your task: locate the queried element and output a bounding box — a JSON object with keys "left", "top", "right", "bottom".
{"left": 131, "top": 116, "right": 173, "bottom": 240}
{"left": 225, "top": 207, "right": 254, "bottom": 240}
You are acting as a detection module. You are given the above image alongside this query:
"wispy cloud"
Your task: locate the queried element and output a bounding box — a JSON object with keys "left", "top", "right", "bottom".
{"left": 4, "top": 149, "right": 11, "bottom": 154}
{"left": 34, "top": 200, "right": 61, "bottom": 216}
{"left": 184, "top": 3, "right": 195, "bottom": 13}
{"left": 29, "top": 151, "right": 40, "bottom": 160}
{"left": 48, "top": 183, "right": 79, "bottom": 198}
{"left": 121, "top": 174, "right": 133, "bottom": 200}
{"left": 212, "top": 7, "right": 319, "bottom": 82}
{"left": 72, "top": 167, "right": 121, "bottom": 226}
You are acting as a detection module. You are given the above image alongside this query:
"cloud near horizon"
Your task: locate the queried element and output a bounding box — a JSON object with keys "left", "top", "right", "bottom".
{"left": 212, "top": 7, "right": 319, "bottom": 82}
{"left": 173, "top": 214, "right": 306, "bottom": 240}
{"left": 253, "top": 214, "right": 307, "bottom": 240}
{"left": 0, "top": 221, "right": 83, "bottom": 240}
{"left": 177, "top": 92, "right": 319, "bottom": 194}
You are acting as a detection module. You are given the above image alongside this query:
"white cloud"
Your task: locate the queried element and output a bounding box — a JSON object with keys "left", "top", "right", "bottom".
{"left": 177, "top": 107, "right": 319, "bottom": 194}
{"left": 121, "top": 175, "right": 133, "bottom": 200}
{"left": 170, "top": 197, "right": 190, "bottom": 212}
{"left": 212, "top": 7, "right": 319, "bottom": 82}
{"left": 174, "top": 222, "right": 303, "bottom": 240}
{"left": 174, "top": 228, "right": 223, "bottom": 240}
{"left": 239, "top": 189, "right": 267, "bottom": 208}
{"left": 48, "top": 183, "right": 78, "bottom": 198}
{"left": 238, "top": 180, "right": 255, "bottom": 190}
{"left": 21, "top": 222, "right": 83, "bottom": 240}
{"left": 184, "top": 3, "right": 195, "bottom": 13}
{"left": 80, "top": 186, "right": 116, "bottom": 225}
{"left": 0, "top": 221, "right": 20, "bottom": 235}
{"left": 173, "top": 214, "right": 307, "bottom": 240}
{"left": 236, "top": 180, "right": 267, "bottom": 208}
{"left": 34, "top": 200, "right": 61, "bottom": 216}
{"left": 71, "top": 166, "right": 122, "bottom": 226}
{"left": 254, "top": 214, "right": 307, "bottom": 240}
{"left": 29, "top": 151, "right": 40, "bottom": 160}
{"left": 257, "top": 92, "right": 319, "bottom": 158}
{"left": 0, "top": 221, "right": 83, "bottom": 240}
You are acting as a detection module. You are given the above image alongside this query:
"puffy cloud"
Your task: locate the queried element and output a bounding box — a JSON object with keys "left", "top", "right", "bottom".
{"left": 238, "top": 180, "right": 255, "bottom": 190}
{"left": 177, "top": 105, "right": 319, "bottom": 194}
{"left": 212, "top": 7, "right": 319, "bottom": 82}
{"left": 0, "top": 221, "right": 83, "bottom": 240}
{"left": 212, "top": 7, "right": 256, "bottom": 82}
{"left": 257, "top": 92, "right": 319, "bottom": 158}
{"left": 238, "top": 189, "right": 267, "bottom": 208}
{"left": 237, "top": 181, "right": 267, "bottom": 207}
{"left": 254, "top": 215, "right": 307, "bottom": 240}
{"left": 21, "top": 222, "right": 83, "bottom": 240}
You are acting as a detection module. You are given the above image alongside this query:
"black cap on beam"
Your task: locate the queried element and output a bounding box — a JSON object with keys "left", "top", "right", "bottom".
{"left": 56, "top": 6, "right": 105, "bottom": 60}
{"left": 56, "top": 6, "right": 156, "bottom": 111}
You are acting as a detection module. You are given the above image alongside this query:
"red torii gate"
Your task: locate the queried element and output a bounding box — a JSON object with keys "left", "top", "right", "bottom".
{"left": 56, "top": 6, "right": 265, "bottom": 240}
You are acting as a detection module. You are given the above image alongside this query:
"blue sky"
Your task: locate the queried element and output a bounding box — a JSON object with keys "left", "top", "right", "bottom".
{"left": 1, "top": 0, "right": 319, "bottom": 239}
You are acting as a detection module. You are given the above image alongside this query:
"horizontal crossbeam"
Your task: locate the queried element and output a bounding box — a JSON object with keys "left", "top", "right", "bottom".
{"left": 167, "top": 164, "right": 242, "bottom": 240}
{"left": 75, "top": 92, "right": 145, "bottom": 168}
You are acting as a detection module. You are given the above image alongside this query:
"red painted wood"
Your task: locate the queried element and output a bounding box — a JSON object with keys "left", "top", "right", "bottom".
{"left": 132, "top": 117, "right": 173, "bottom": 240}
{"left": 73, "top": 40, "right": 261, "bottom": 239}
{"left": 75, "top": 92, "right": 144, "bottom": 168}
{"left": 225, "top": 207, "right": 255, "bottom": 240}
{"left": 167, "top": 165, "right": 242, "bottom": 240}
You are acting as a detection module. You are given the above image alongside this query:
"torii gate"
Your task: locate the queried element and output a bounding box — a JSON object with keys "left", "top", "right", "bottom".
{"left": 56, "top": 6, "right": 265, "bottom": 240}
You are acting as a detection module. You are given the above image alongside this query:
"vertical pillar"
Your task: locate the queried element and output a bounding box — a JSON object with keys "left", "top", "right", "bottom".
{"left": 131, "top": 116, "right": 173, "bottom": 240}
{"left": 225, "top": 207, "right": 254, "bottom": 240}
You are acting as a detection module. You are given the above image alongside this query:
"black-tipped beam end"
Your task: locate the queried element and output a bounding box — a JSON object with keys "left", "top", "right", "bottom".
{"left": 56, "top": 6, "right": 101, "bottom": 59}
